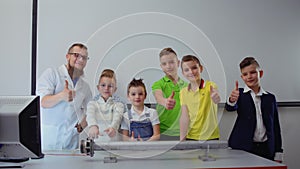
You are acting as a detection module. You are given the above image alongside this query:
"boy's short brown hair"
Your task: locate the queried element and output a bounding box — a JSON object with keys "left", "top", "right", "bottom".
{"left": 159, "top": 47, "right": 177, "bottom": 58}
{"left": 99, "top": 69, "right": 116, "bottom": 84}
{"left": 239, "top": 57, "right": 260, "bottom": 70}
{"left": 181, "top": 55, "right": 202, "bottom": 69}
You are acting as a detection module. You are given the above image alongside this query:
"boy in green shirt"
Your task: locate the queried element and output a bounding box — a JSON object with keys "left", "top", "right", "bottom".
{"left": 152, "top": 48, "right": 188, "bottom": 140}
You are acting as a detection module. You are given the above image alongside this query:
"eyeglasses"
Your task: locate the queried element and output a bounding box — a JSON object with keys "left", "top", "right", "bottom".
{"left": 98, "top": 83, "right": 115, "bottom": 89}
{"left": 69, "top": 53, "right": 89, "bottom": 61}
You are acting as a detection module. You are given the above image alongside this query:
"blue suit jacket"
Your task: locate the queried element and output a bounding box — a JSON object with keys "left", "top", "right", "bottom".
{"left": 225, "top": 88, "right": 283, "bottom": 158}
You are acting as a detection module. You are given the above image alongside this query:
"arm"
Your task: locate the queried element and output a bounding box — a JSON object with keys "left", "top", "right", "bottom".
{"left": 210, "top": 85, "right": 221, "bottom": 104}
{"left": 270, "top": 95, "right": 283, "bottom": 162}
{"left": 86, "top": 102, "right": 101, "bottom": 138}
{"left": 121, "top": 129, "right": 131, "bottom": 141}
{"left": 86, "top": 102, "right": 98, "bottom": 127}
{"left": 180, "top": 105, "right": 190, "bottom": 141}
{"left": 105, "top": 103, "right": 124, "bottom": 137}
{"left": 225, "top": 99, "right": 238, "bottom": 111}
{"left": 75, "top": 83, "right": 92, "bottom": 133}
{"left": 147, "top": 124, "right": 160, "bottom": 141}
{"left": 75, "top": 115, "right": 87, "bottom": 133}
{"left": 41, "top": 80, "right": 75, "bottom": 108}
{"left": 120, "top": 112, "right": 132, "bottom": 141}
{"left": 225, "top": 81, "right": 240, "bottom": 111}
{"left": 153, "top": 90, "right": 176, "bottom": 110}
{"left": 109, "top": 103, "right": 124, "bottom": 130}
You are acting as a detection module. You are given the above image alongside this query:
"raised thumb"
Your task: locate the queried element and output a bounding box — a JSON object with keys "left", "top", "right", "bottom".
{"left": 169, "top": 91, "right": 175, "bottom": 99}
{"left": 65, "top": 80, "right": 69, "bottom": 89}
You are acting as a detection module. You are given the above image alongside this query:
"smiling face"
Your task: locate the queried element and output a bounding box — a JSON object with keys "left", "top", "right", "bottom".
{"left": 97, "top": 77, "right": 116, "bottom": 101}
{"left": 160, "top": 53, "right": 180, "bottom": 78}
{"left": 66, "top": 46, "right": 88, "bottom": 71}
{"left": 240, "top": 64, "right": 263, "bottom": 92}
{"left": 181, "top": 60, "right": 203, "bottom": 83}
{"left": 127, "top": 86, "right": 146, "bottom": 108}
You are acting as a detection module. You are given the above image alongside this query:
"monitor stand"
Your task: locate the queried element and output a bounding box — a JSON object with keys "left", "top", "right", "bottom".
{"left": 0, "top": 157, "right": 29, "bottom": 163}
{"left": 0, "top": 157, "right": 29, "bottom": 168}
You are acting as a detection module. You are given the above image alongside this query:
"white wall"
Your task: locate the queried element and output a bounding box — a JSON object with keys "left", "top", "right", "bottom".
{"left": 0, "top": 0, "right": 32, "bottom": 95}
{"left": 37, "top": 0, "right": 300, "bottom": 102}
{"left": 1, "top": 0, "right": 300, "bottom": 169}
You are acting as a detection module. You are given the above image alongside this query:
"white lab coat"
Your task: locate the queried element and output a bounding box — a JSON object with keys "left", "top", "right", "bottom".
{"left": 36, "top": 64, "right": 92, "bottom": 150}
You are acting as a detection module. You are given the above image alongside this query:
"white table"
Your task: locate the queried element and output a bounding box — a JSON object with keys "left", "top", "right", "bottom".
{"left": 16, "top": 148, "right": 286, "bottom": 169}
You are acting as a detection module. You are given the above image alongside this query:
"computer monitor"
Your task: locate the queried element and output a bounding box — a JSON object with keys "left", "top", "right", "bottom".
{"left": 0, "top": 95, "right": 44, "bottom": 161}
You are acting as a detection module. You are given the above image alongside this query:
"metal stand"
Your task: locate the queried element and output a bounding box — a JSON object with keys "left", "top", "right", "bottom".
{"left": 103, "top": 156, "right": 117, "bottom": 163}
{"left": 81, "top": 138, "right": 118, "bottom": 163}
{"left": 103, "top": 145, "right": 117, "bottom": 163}
{"left": 198, "top": 144, "right": 216, "bottom": 161}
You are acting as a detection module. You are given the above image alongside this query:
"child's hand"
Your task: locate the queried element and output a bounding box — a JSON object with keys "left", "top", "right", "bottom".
{"left": 104, "top": 127, "right": 116, "bottom": 138}
{"left": 137, "top": 135, "right": 143, "bottom": 141}
{"left": 165, "top": 91, "right": 176, "bottom": 110}
{"left": 129, "top": 131, "right": 137, "bottom": 141}
{"left": 210, "top": 85, "right": 220, "bottom": 104}
{"left": 229, "top": 81, "right": 239, "bottom": 103}
{"left": 88, "top": 125, "right": 101, "bottom": 139}
{"left": 129, "top": 131, "right": 143, "bottom": 141}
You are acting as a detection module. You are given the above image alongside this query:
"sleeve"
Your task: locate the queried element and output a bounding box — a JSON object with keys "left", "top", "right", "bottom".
{"left": 226, "top": 97, "right": 237, "bottom": 107}
{"left": 36, "top": 68, "right": 56, "bottom": 98}
{"left": 86, "top": 101, "right": 98, "bottom": 127}
{"left": 225, "top": 100, "right": 238, "bottom": 111}
{"left": 151, "top": 79, "right": 162, "bottom": 92}
{"left": 225, "top": 88, "right": 240, "bottom": 112}
{"left": 82, "top": 84, "right": 93, "bottom": 115}
{"left": 179, "top": 89, "right": 186, "bottom": 106}
{"left": 110, "top": 102, "right": 124, "bottom": 130}
{"left": 120, "top": 112, "right": 130, "bottom": 131}
{"left": 209, "top": 81, "right": 218, "bottom": 89}
{"left": 273, "top": 95, "right": 283, "bottom": 153}
{"left": 112, "top": 95, "right": 128, "bottom": 113}
{"left": 150, "top": 109, "right": 160, "bottom": 126}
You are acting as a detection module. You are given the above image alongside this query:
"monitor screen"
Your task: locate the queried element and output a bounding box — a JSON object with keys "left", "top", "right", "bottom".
{"left": 0, "top": 95, "right": 43, "bottom": 161}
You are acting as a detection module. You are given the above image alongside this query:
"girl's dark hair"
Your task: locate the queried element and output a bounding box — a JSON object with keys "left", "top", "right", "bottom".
{"left": 127, "top": 78, "right": 147, "bottom": 97}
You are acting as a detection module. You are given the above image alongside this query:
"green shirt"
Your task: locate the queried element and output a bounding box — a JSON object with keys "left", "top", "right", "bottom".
{"left": 152, "top": 76, "right": 188, "bottom": 136}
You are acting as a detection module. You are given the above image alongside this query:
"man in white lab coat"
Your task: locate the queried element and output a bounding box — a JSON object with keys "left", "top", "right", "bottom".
{"left": 37, "top": 43, "right": 92, "bottom": 150}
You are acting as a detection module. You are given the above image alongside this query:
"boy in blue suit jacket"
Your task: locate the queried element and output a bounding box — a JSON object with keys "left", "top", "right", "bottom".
{"left": 225, "top": 57, "right": 283, "bottom": 162}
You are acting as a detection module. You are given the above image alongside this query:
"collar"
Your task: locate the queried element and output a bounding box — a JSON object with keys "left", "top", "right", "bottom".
{"left": 188, "top": 79, "right": 205, "bottom": 91}
{"left": 97, "top": 96, "right": 114, "bottom": 104}
{"left": 163, "top": 76, "right": 173, "bottom": 82}
{"left": 63, "top": 64, "right": 86, "bottom": 77}
{"left": 243, "top": 85, "right": 267, "bottom": 96}
{"left": 130, "top": 105, "right": 147, "bottom": 115}
{"left": 163, "top": 76, "right": 185, "bottom": 85}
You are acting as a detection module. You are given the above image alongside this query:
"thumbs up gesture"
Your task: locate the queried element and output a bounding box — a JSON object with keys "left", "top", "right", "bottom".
{"left": 210, "top": 85, "right": 221, "bottom": 104}
{"left": 165, "top": 91, "right": 176, "bottom": 110}
{"left": 229, "top": 81, "right": 239, "bottom": 103}
{"left": 62, "top": 80, "right": 75, "bottom": 102}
